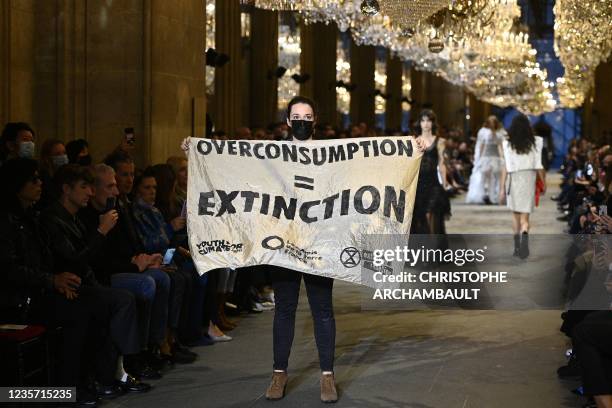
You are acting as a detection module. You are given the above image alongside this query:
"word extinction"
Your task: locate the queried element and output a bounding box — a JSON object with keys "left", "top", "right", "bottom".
{"left": 198, "top": 186, "right": 408, "bottom": 224}
{"left": 195, "top": 138, "right": 413, "bottom": 165}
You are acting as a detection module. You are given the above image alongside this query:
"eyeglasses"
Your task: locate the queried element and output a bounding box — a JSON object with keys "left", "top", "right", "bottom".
{"left": 29, "top": 175, "right": 41, "bottom": 183}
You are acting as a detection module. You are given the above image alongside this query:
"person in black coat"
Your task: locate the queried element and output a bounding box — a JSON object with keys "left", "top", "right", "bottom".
{"left": 81, "top": 157, "right": 171, "bottom": 377}
{"left": 40, "top": 164, "right": 145, "bottom": 396}
{"left": 0, "top": 159, "right": 100, "bottom": 404}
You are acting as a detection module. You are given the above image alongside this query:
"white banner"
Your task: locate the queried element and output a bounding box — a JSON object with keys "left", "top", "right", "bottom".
{"left": 186, "top": 136, "right": 422, "bottom": 285}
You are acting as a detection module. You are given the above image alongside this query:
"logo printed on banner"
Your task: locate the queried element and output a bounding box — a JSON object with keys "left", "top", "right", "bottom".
{"left": 284, "top": 241, "right": 322, "bottom": 264}
{"left": 196, "top": 240, "right": 244, "bottom": 255}
{"left": 262, "top": 235, "right": 285, "bottom": 250}
{"left": 340, "top": 247, "right": 362, "bottom": 268}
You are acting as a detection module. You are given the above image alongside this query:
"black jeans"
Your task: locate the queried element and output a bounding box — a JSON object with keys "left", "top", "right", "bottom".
{"left": 168, "top": 266, "right": 194, "bottom": 330}
{"left": 271, "top": 267, "right": 335, "bottom": 372}
{"left": 32, "top": 285, "right": 139, "bottom": 386}
{"left": 573, "top": 310, "right": 612, "bottom": 396}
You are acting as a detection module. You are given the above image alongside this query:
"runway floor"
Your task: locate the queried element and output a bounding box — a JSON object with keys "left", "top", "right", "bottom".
{"left": 107, "top": 173, "right": 584, "bottom": 408}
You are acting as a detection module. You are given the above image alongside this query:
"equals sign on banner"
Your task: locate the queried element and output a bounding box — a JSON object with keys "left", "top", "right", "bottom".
{"left": 294, "top": 175, "right": 315, "bottom": 190}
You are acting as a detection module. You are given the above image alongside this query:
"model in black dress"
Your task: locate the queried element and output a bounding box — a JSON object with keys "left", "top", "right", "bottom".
{"left": 411, "top": 110, "right": 452, "bottom": 236}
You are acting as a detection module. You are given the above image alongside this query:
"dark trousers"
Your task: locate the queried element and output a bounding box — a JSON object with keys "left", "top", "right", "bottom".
{"left": 271, "top": 267, "right": 335, "bottom": 372}
{"left": 34, "top": 285, "right": 139, "bottom": 387}
{"left": 203, "top": 269, "right": 219, "bottom": 327}
{"left": 111, "top": 268, "right": 169, "bottom": 348}
{"left": 180, "top": 266, "right": 208, "bottom": 343}
{"left": 573, "top": 311, "right": 612, "bottom": 396}
{"left": 168, "top": 265, "right": 194, "bottom": 330}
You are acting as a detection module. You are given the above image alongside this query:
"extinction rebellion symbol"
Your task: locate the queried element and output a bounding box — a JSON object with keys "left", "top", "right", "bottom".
{"left": 340, "top": 247, "right": 361, "bottom": 268}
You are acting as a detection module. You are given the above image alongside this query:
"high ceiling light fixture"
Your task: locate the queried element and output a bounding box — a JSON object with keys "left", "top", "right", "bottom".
{"left": 360, "top": 0, "right": 381, "bottom": 16}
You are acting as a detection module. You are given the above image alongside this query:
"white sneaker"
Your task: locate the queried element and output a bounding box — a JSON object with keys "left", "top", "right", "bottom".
{"left": 251, "top": 302, "right": 265, "bottom": 312}
{"left": 261, "top": 301, "right": 275, "bottom": 310}
{"left": 208, "top": 332, "right": 232, "bottom": 342}
{"left": 225, "top": 301, "right": 238, "bottom": 310}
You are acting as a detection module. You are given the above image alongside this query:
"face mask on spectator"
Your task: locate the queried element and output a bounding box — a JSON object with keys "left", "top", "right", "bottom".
{"left": 18, "top": 141, "right": 35, "bottom": 158}
{"left": 52, "top": 154, "right": 69, "bottom": 169}
{"left": 77, "top": 154, "right": 92, "bottom": 166}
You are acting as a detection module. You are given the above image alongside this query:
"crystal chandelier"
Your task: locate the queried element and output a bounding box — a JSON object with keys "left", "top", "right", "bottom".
{"left": 243, "top": 0, "right": 558, "bottom": 115}
{"left": 554, "top": 0, "right": 612, "bottom": 108}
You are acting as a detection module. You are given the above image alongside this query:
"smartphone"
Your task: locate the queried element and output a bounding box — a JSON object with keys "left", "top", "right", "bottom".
{"left": 162, "top": 248, "right": 176, "bottom": 265}
{"left": 600, "top": 205, "right": 608, "bottom": 216}
{"left": 181, "top": 201, "right": 187, "bottom": 218}
{"left": 104, "top": 196, "right": 116, "bottom": 212}
{"left": 576, "top": 169, "right": 583, "bottom": 178}
{"left": 124, "top": 127, "right": 135, "bottom": 145}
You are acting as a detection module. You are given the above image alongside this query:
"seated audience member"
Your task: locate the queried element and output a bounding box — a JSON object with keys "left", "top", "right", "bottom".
{"left": 0, "top": 122, "right": 36, "bottom": 163}
{"left": 66, "top": 138, "right": 92, "bottom": 165}
{"left": 573, "top": 311, "right": 612, "bottom": 408}
{"left": 164, "top": 157, "right": 217, "bottom": 346}
{"left": 0, "top": 159, "right": 107, "bottom": 405}
{"left": 38, "top": 139, "right": 68, "bottom": 208}
{"left": 234, "top": 126, "right": 252, "bottom": 140}
{"left": 41, "top": 164, "right": 149, "bottom": 397}
{"left": 166, "top": 156, "right": 188, "bottom": 211}
{"left": 131, "top": 167, "right": 198, "bottom": 361}
{"left": 95, "top": 151, "right": 172, "bottom": 374}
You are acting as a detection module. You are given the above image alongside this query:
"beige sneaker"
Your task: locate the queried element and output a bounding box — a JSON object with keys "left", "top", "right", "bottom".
{"left": 320, "top": 373, "right": 338, "bottom": 403}
{"left": 265, "top": 371, "right": 288, "bottom": 400}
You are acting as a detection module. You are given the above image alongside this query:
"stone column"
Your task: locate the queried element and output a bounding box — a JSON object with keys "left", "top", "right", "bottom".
{"left": 1, "top": 0, "right": 36, "bottom": 126}
{"left": 145, "top": 0, "right": 206, "bottom": 164}
{"left": 2, "top": 0, "right": 207, "bottom": 166}
{"left": 0, "top": 0, "right": 8, "bottom": 126}
{"left": 410, "top": 67, "right": 426, "bottom": 115}
{"left": 249, "top": 8, "right": 278, "bottom": 128}
{"left": 214, "top": 0, "right": 242, "bottom": 136}
{"left": 349, "top": 38, "right": 375, "bottom": 126}
{"left": 300, "top": 21, "right": 337, "bottom": 126}
{"left": 588, "top": 60, "right": 612, "bottom": 145}
{"left": 299, "top": 22, "right": 314, "bottom": 100}
{"left": 469, "top": 94, "right": 492, "bottom": 138}
{"left": 385, "top": 54, "right": 402, "bottom": 131}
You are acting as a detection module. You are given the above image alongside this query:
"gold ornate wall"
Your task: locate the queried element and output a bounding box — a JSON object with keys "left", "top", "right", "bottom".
{"left": 1, "top": 0, "right": 206, "bottom": 166}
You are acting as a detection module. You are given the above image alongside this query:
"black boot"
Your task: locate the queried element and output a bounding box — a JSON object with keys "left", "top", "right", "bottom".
{"left": 519, "top": 231, "right": 529, "bottom": 259}
{"left": 513, "top": 234, "right": 520, "bottom": 257}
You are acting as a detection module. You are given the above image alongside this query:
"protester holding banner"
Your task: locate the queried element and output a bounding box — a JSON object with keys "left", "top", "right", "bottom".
{"left": 499, "top": 113, "right": 546, "bottom": 259}
{"left": 264, "top": 96, "right": 338, "bottom": 403}
{"left": 411, "top": 109, "right": 452, "bottom": 236}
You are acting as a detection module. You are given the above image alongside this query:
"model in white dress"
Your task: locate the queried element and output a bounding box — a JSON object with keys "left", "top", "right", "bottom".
{"left": 466, "top": 116, "right": 506, "bottom": 204}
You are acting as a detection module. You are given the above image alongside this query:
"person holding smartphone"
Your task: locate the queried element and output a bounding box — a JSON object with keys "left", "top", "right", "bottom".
{"left": 40, "top": 164, "right": 144, "bottom": 398}
{"left": 264, "top": 96, "right": 338, "bottom": 403}
{"left": 95, "top": 151, "right": 173, "bottom": 377}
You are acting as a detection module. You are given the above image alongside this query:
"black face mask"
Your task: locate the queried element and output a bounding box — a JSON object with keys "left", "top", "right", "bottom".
{"left": 290, "top": 120, "right": 314, "bottom": 141}
{"left": 77, "top": 155, "right": 92, "bottom": 166}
